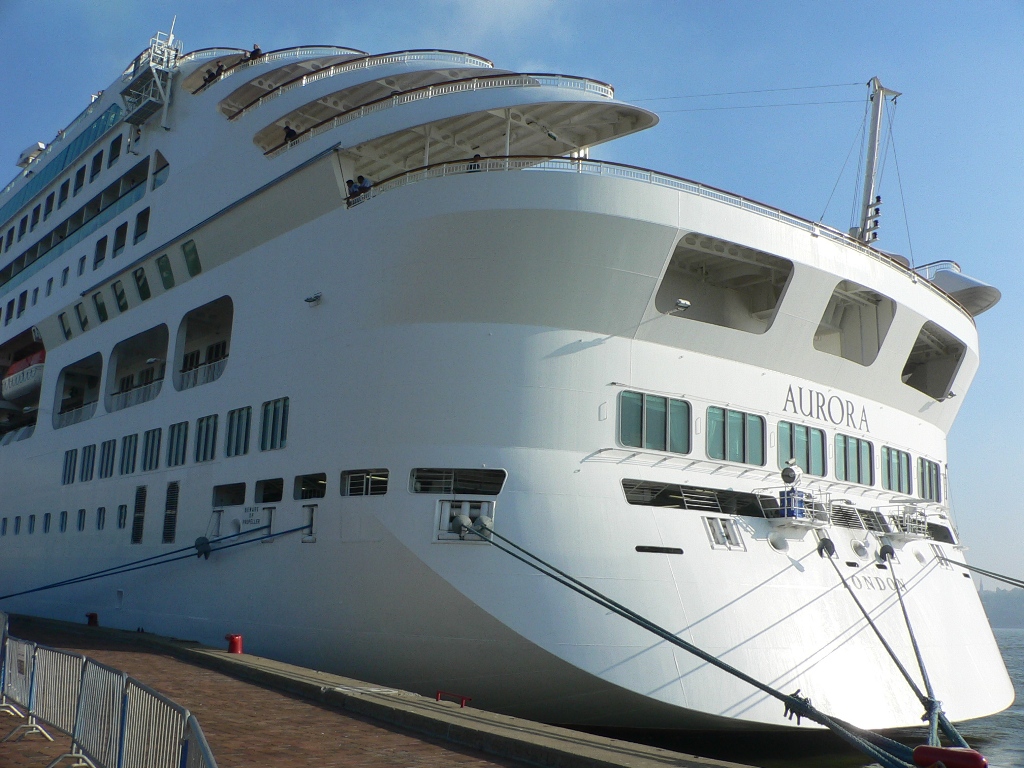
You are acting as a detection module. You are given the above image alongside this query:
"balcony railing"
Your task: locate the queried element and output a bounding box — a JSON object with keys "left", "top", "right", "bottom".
{"left": 175, "top": 358, "right": 227, "bottom": 391}
{"left": 107, "top": 379, "right": 163, "bottom": 412}
{"left": 53, "top": 401, "right": 97, "bottom": 429}
{"left": 345, "top": 155, "right": 974, "bottom": 322}
{"left": 914, "top": 260, "right": 962, "bottom": 280}
{"left": 229, "top": 50, "right": 494, "bottom": 120}
{"left": 217, "top": 46, "right": 366, "bottom": 84}
{"left": 265, "top": 73, "right": 614, "bottom": 158}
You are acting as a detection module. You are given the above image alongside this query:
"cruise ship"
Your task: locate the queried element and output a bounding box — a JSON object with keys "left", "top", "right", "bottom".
{"left": 0, "top": 31, "right": 1012, "bottom": 733}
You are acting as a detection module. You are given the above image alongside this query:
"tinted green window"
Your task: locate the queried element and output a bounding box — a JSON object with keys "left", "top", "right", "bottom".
{"left": 669, "top": 400, "right": 690, "bottom": 454}
{"left": 133, "top": 268, "right": 151, "bottom": 301}
{"left": 707, "top": 407, "right": 725, "bottom": 460}
{"left": 619, "top": 391, "right": 690, "bottom": 455}
{"left": 112, "top": 281, "right": 129, "bottom": 312}
{"left": 746, "top": 414, "right": 764, "bottom": 465}
{"left": 93, "top": 292, "right": 108, "bottom": 322}
{"left": 778, "top": 421, "right": 826, "bottom": 477}
{"left": 836, "top": 433, "right": 873, "bottom": 486}
{"left": 182, "top": 240, "right": 202, "bottom": 277}
{"left": 620, "top": 392, "right": 643, "bottom": 448}
{"left": 156, "top": 254, "right": 175, "bottom": 289}
{"left": 644, "top": 396, "right": 667, "bottom": 451}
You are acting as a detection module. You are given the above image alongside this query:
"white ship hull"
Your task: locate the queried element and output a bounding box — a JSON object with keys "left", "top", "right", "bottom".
{"left": 0, "top": 38, "right": 1012, "bottom": 733}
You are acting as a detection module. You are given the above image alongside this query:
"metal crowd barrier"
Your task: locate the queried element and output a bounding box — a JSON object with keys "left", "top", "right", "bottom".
{"left": 0, "top": 612, "right": 218, "bottom": 767}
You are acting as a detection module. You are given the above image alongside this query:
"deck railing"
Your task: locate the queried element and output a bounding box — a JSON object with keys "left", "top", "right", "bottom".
{"left": 175, "top": 358, "right": 227, "bottom": 391}
{"left": 216, "top": 46, "right": 366, "bottom": 84}
{"left": 107, "top": 379, "right": 163, "bottom": 412}
{"left": 266, "top": 74, "right": 614, "bottom": 157}
{"left": 53, "top": 401, "right": 97, "bottom": 430}
{"left": 346, "top": 155, "right": 974, "bottom": 321}
{"left": 913, "top": 260, "right": 962, "bottom": 280}
{"left": 229, "top": 50, "right": 495, "bottom": 121}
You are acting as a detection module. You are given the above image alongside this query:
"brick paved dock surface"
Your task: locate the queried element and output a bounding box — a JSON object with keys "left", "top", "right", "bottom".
{"left": 1, "top": 616, "right": 751, "bottom": 768}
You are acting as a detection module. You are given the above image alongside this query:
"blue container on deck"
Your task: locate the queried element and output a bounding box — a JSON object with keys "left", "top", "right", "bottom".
{"left": 780, "top": 489, "right": 808, "bottom": 518}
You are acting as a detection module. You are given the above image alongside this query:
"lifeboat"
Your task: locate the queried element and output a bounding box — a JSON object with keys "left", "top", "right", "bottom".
{"left": 1, "top": 349, "right": 45, "bottom": 404}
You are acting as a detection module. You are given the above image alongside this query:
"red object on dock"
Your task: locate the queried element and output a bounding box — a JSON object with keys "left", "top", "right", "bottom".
{"left": 85, "top": 613, "right": 98, "bottom": 627}
{"left": 913, "top": 745, "right": 988, "bottom": 768}
{"left": 435, "top": 690, "right": 472, "bottom": 707}
{"left": 225, "top": 634, "right": 243, "bottom": 654}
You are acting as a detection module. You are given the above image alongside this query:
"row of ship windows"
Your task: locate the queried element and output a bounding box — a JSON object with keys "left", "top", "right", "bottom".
{"left": 2, "top": 468, "right": 510, "bottom": 546}
{"left": 3, "top": 205, "right": 155, "bottom": 328}
{"left": 2, "top": 484, "right": 177, "bottom": 545}
{"left": 0, "top": 150, "right": 169, "bottom": 303}
{"left": 213, "top": 467, "right": 509, "bottom": 506}
{"left": 58, "top": 238, "right": 202, "bottom": 340}
{"left": 1, "top": 134, "right": 124, "bottom": 258}
{"left": 620, "top": 391, "right": 942, "bottom": 500}
{"left": 60, "top": 397, "right": 289, "bottom": 484}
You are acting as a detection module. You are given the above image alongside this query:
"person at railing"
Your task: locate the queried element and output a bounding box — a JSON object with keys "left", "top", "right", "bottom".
{"left": 357, "top": 175, "right": 373, "bottom": 193}
{"left": 468, "top": 154, "right": 482, "bottom": 172}
{"left": 283, "top": 123, "right": 297, "bottom": 143}
{"left": 250, "top": 43, "right": 263, "bottom": 60}
{"left": 202, "top": 68, "right": 216, "bottom": 86}
{"left": 346, "top": 179, "right": 361, "bottom": 197}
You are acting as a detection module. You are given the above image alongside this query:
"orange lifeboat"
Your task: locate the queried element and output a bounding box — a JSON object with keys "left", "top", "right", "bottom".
{"left": 1, "top": 349, "right": 45, "bottom": 404}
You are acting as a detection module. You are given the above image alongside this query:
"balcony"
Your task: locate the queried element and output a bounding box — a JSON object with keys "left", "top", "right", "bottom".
{"left": 53, "top": 401, "right": 97, "bottom": 430}
{"left": 175, "top": 358, "right": 227, "bottom": 391}
{"left": 107, "top": 379, "right": 163, "bottom": 413}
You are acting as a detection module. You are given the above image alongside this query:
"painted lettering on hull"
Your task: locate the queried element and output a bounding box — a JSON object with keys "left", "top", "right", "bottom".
{"left": 783, "top": 385, "right": 870, "bottom": 432}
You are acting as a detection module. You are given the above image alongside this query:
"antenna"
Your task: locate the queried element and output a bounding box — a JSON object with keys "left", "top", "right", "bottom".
{"left": 168, "top": 15, "right": 177, "bottom": 43}
{"left": 856, "top": 77, "right": 900, "bottom": 243}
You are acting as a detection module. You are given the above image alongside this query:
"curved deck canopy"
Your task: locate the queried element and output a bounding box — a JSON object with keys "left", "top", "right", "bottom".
{"left": 216, "top": 47, "right": 367, "bottom": 116}
{"left": 252, "top": 67, "right": 517, "bottom": 151}
{"left": 228, "top": 50, "right": 495, "bottom": 121}
{"left": 332, "top": 100, "right": 656, "bottom": 183}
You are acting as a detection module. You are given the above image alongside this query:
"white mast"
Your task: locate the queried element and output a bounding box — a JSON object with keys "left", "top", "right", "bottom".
{"left": 857, "top": 77, "right": 900, "bottom": 243}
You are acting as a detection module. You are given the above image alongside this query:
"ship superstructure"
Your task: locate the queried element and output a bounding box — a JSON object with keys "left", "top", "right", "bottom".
{"left": 0, "top": 31, "right": 1011, "bottom": 731}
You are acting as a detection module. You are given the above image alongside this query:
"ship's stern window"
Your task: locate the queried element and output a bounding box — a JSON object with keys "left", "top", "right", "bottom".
{"left": 90, "top": 151, "right": 104, "bottom": 181}
{"left": 99, "top": 439, "right": 116, "bottom": 478}
{"left": 80, "top": 444, "right": 96, "bottom": 482}
{"left": 73, "top": 166, "right": 86, "bottom": 195}
{"left": 778, "top": 421, "right": 826, "bottom": 476}
{"left": 919, "top": 458, "right": 942, "bottom": 502}
{"left": 835, "top": 434, "right": 874, "bottom": 486}
{"left": 881, "top": 446, "right": 912, "bottom": 494}
{"left": 58, "top": 180, "right": 70, "bottom": 208}
{"left": 93, "top": 292, "right": 109, "bottom": 323}
{"left": 120, "top": 434, "right": 138, "bottom": 475}
{"left": 707, "top": 407, "right": 764, "bottom": 465}
{"left": 142, "top": 428, "right": 162, "bottom": 471}
{"left": 619, "top": 391, "right": 691, "bottom": 454}
{"left": 59, "top": 510, "right": 67, "bottom": 532}
{"left": 94, "top": 236, "right": 108, "bottom": 269}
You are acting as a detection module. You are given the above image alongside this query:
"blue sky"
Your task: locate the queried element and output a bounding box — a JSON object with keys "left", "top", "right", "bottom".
{"left": 1, "top": 1, "right": 1022, "bottom": 578}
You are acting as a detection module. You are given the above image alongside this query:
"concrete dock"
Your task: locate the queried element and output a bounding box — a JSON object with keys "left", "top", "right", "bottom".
{"left": 1, "top": 615, "right": 753, "bottom": 768}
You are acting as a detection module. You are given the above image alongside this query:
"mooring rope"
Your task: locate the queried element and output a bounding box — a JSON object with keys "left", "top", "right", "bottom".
{"left": 463, "top": 523, "right": 920, "bottom": 768}
{"left": 0, "top": 524, "right": 308, "bottom": 601}
{"left": 820, "top": 539, "right": 966, "bottom": 748}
